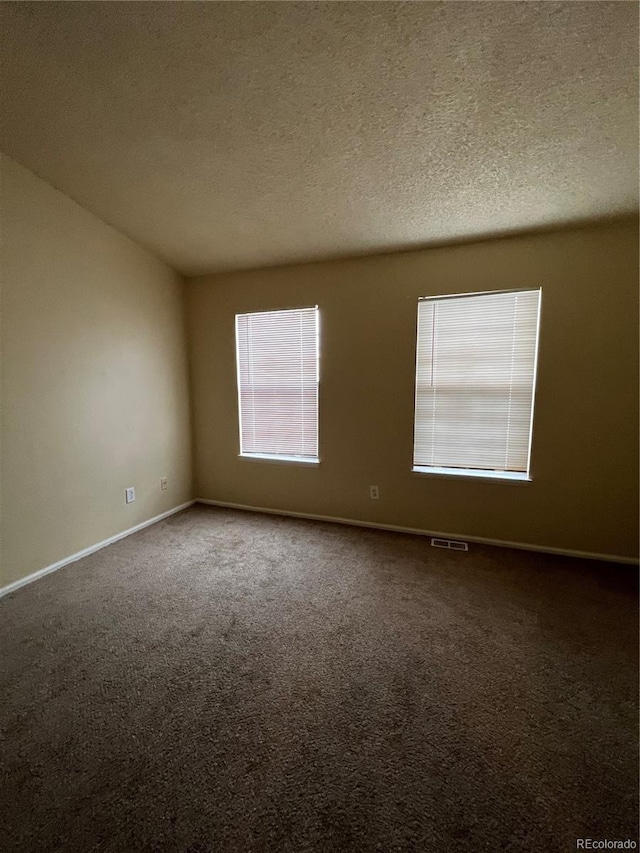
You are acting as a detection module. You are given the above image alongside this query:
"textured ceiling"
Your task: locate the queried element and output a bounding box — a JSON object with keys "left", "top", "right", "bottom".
{"left": 1, "top": 2, "right": 638, "bottom": 275}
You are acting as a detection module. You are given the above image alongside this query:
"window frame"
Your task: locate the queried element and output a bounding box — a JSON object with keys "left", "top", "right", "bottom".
{"left": 235, "top": 305, "right": 321, "bottom": 464}
{"left": 411, "top": 288, "right": 542, "bottom": 483}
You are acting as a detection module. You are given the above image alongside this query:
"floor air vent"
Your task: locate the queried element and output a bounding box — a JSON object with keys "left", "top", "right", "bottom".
{"left": 431, "top": 538, "right": 469, "bottom": 551}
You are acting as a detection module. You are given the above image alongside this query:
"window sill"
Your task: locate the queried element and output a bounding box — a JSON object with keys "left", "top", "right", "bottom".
{"left": 412, "top": 466, "right": 531, "bottom": 484}
{"left": 239, "top": 453, "right": 320, "bottom": 466}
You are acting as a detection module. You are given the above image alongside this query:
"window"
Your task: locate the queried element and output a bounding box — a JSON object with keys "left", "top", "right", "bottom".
{"left": 235, "top": 306, "right": 319, "bottom": 463}
{"left": 413, "top": 289, "right": 541, "bottom": 481}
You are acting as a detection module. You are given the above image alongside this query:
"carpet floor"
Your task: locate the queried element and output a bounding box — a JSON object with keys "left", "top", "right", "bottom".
{"left": 1, "top": 505, "right": 638, "bottom": 852}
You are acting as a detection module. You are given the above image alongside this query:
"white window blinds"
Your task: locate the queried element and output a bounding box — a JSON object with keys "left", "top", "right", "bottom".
{"left": 413, "top": 289, "right": 541, "bottom": 479}
{"left": 236, "top": 307, "right": 319, "bottom": 461}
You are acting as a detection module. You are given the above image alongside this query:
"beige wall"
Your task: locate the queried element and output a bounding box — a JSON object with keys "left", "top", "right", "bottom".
{"left": 0, "top": 156, "right": 193, "bottom": 588}
{"left": 1, "top": 157, "right": 636, "bottom": 582}
{"left": 187, "top": 219, "right": 639, "bottom": 561}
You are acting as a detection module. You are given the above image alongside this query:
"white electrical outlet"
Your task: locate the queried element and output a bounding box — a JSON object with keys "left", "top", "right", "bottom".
{"left": 160, "top": 477, "right": 168, "bottom": 491}
{"left": 125, "top": 487, "right": 136, "bottom": 504}
{"left": 369, "top": 485, "right": 379, "bottom": 500}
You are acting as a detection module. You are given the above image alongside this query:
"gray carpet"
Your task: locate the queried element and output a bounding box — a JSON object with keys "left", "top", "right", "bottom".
{"left": 1, "top": 505, "right": 638, "bottom": 853}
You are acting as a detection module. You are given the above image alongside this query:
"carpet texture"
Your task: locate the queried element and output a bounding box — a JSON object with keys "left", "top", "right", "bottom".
{"left": 1, "top": 505, "right": 638, "bottom": 852}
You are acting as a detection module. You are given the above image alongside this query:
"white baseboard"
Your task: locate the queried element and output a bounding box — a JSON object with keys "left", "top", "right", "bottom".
{"left": 0, "top": 500, "right": 196, "bottom": 600}
{"left": 196, "top": 499, "right": 639, "bottom": 566}
{"left": 3, "top": 496, "right": 635, "bottom": 601}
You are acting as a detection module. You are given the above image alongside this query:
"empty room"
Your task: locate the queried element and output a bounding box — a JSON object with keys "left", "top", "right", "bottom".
{"left": 1, "top": 2, "right": 638, "bottom": 852}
